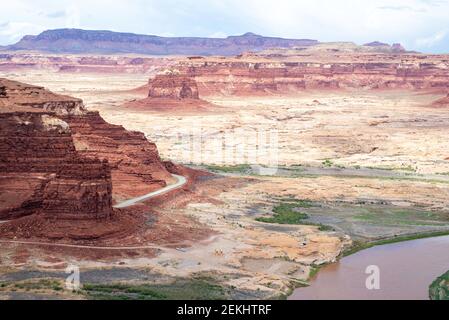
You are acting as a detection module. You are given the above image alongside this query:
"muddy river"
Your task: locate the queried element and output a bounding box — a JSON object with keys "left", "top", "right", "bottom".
{"left": 289, "top": 235, "right": 449, "bottom": 300}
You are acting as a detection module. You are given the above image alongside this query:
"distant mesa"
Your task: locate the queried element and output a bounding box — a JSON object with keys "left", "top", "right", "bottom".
{"left": 364, "top": 41, "right": 390, "bottom": 47}
{"left": 5, "top": 28, "right": 319, "bottom": 56}
{"left": 364, "top": 41, "right": 405, "bottom": 53}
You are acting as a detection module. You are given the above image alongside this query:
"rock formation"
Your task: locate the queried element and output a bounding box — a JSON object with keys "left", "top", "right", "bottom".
{"left": 62, "top": 111, "right": 172, "bottom": 197}
{"left": 160, "top": 52, "right": 449, "bottom": 96}
{"left": 125, "top": 73, "right": 212, "bottom": 112}
{"left": 0, "top": 77, "right": 173, "bottom": 225}
{"left": 0, "top": 53, "right": 175, "bottom": 74}
{"left": 432, "top": 93, "right": 449, "bottom": 107}
{"left": 0, "top": 111, "right": 112, "bottom": 221}
{"left": 5, "top": 29, "right": 319, "bottom": 56}
{"left": 148, "top": 74, "right": 200, "bottom": 100}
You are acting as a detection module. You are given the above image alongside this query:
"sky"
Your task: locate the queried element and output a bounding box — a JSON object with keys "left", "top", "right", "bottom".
{"left": 0, "top": 0, "right": 449, "bottom": 53}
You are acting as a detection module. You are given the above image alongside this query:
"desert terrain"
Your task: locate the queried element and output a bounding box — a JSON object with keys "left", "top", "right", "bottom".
{"left": 1, "top": 45, "right": 449, "bottom": 300}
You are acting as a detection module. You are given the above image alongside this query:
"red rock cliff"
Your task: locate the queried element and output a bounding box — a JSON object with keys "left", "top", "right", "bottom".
{"left": 0, "top": 78, "right": 173, "bottom": 200}
{"left": 148, "top": 74, "right": 200, "bottom": 99}
{"left": 166, "top": 53, "right": 449, "bottom": 95}
{"left": 0, "top": 112, "right": 112, "bottom": 220}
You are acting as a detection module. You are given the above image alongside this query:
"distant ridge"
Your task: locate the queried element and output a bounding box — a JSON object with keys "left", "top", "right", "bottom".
{"left": 5, "top": 28, "right": 319, "bottom": 56}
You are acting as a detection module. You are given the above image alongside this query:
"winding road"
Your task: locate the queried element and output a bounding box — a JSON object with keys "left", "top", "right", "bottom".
{"left": 114, "top": 174, "right": 187, "bottom": 209}
{"left": 0, "top": 174, "right": 188, "bottom": 250}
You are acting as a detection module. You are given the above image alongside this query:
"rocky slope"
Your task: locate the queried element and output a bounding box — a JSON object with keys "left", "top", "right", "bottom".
{"left": 0, "top": 78, "right": 173, "bottom": 200}
{"left": 433, "top": 93, "right": 449, "bottom": 107}
{"left": 0, "top": 78, "right": 173, "bottom": 226}
{"left": 0, "top": 52, "right": 175, "bottom": 74}
{"left": 5, "top": 29, "right": 318, "bottom": 56}
{"left": 0, "top": 111, "right": 113, "bottom": 221}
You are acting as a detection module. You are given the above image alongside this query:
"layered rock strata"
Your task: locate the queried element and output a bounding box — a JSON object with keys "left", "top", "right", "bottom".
{"left": 0, "top": 112, "right": 112, "bottom": 220}
{"left": 161, "top": 53, "right": 449, "bottom": 96}
{"left": 125, "top": 73, "right": 211, "bottom": 112}
{"left": 0, "top": 77, "right": 173, "bottom": 223}
{"left": 0, "top": 78, "right": 173, "bottom": 199}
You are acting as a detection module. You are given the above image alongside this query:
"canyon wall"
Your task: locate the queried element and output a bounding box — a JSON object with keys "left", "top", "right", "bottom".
{"left": 0, "top": 53, "right": 175, "bottom": 74}
{"left": 0, "top": 77, "right": 173, "bottom": 221}
{"left": 63, "top": 111, "right": 172, "bottom": 196}
{"left": 0, "top": 112, "right": 112, "bottom": 220}
{"left": 163, "top": 54, "right": 449, "bottom": 96}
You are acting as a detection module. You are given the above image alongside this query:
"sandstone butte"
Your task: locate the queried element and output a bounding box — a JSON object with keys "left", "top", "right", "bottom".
{"left": 0, "top": 78, "right": 178, "bottom": 240}
{"left": 125, "top": 73, "right": 212, "bottom": 111}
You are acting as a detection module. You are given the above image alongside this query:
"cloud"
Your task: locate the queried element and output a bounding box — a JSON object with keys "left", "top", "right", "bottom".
{"left": 208, "top": 31, "right": 228, "bottom": 39}
{"left": 0, "top": 0, "right": 449, "bottom": 52}
{"left": 46, "top": 10, "right": 66, "bottom": 19}
{"left": 377, "top": 5, "right": 426, "bottom": 12}
{"left": 0, "top": 21, "right": 45, "bottom": 42}
{"left": 415, "top": 29, "right": 448, "bottom": 47}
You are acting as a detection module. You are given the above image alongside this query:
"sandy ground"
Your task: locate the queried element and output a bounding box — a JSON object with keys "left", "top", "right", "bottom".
{"left": 4, "top": 71, "right": 449, "bottom": 175}
{"left": 1, "top": 70, "right": 449, "bottom": 299}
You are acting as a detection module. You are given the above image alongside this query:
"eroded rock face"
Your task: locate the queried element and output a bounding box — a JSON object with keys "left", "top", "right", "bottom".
{"left": 433, "top": 93, "right": 449, "bottom": 107}
{"left": 125, "top": 73, "right": 212, "bottom": 112}
{"left": 0, "top": 77, "right": 173, "bottom": 222}
{"left": 148, "top": 74, "right": 200, "bottom": 100}
{"left": 166, "top": 53, "right": 449, "bottom": 95}
{"left": 62, "top": 111, "right": 172, "bottom": 196}
{"left": 0, "top": 78, "right": 173, "bottom": 199}
{"left": 0, "top": 112, "right": 112, "bottom": 220}
{"left": 0, "top": 78, "right": 86, "bottom": 115}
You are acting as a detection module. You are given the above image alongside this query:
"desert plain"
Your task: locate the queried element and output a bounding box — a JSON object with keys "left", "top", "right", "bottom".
{"left": 1, "top": 48, "right": 449, "bottom": 300}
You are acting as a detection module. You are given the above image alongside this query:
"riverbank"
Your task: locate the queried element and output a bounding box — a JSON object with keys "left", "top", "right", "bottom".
{"left": 289, "top": 235, "right": 449, "bottom": 300}
{"left": 429, "top": 270, "right": 449, "bottom": 300}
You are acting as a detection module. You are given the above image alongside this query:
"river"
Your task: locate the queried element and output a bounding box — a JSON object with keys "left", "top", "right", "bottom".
{"left": 289, "top": 235, "right": 449, "bottom": 300}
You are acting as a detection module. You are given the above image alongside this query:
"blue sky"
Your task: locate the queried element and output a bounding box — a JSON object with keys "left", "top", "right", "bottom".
{"left": 0, "top": 0, "right": 449, "bottom": 53}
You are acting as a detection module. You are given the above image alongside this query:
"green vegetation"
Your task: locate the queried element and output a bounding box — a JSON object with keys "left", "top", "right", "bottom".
{"left": 322, "top": 159, "right": 334, "bottom": 167}
{"left": 0, "top": 279, "right": 64, "bottom": 292}
{"left": 429, "top": 270, "right": 449, "bottom": 300}
{"left": 343, "top": 231, "right": 449, "bottom": 257}
{"left": 354, "top": 208, "right": 449, "bottom": 227}
{"left": 204, "top": 164, "right": 252, "bottom": 174}
{"left": 366, "top": 165, "right": 417, "bottom": 172}
{"left": 308, "top": 266, "right": 321, "bottom": 280}
{"left": 82, "top": 277, "right": 228, "bottom": 300}
{"left": 256, "top": 199, "right": 333, "bottom": 231}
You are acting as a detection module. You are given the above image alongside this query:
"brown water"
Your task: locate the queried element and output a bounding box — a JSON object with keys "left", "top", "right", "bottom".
{"left": 289, "top": 235, "right": 449, "bottom": 300}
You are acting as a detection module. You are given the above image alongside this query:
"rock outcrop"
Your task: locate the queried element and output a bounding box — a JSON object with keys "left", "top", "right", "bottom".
{"left": 0, "top": 78, "right": 173, "bottom": 198}
{"left": 148, "top": 74, "right": 200, "bottom": 100}
{"left": 0, "top": 77, "right": 173, "bottom": 224}
{"left": 62, "top": 111, "right": 172, "bottom": 197}
{"left": 0, "top": 111, "right": 112, "bottom": 220}
{"left": 432, "top": 93, "right": 449, "bottom": 107}
{"left": 163, "top": 53, "right": 449, "bottom": 95}
{"left": 125, "top": 73, "right": 212, "bottom": 112}
{"left": 0, "top": 53, "right": 175, "bottom": 74}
